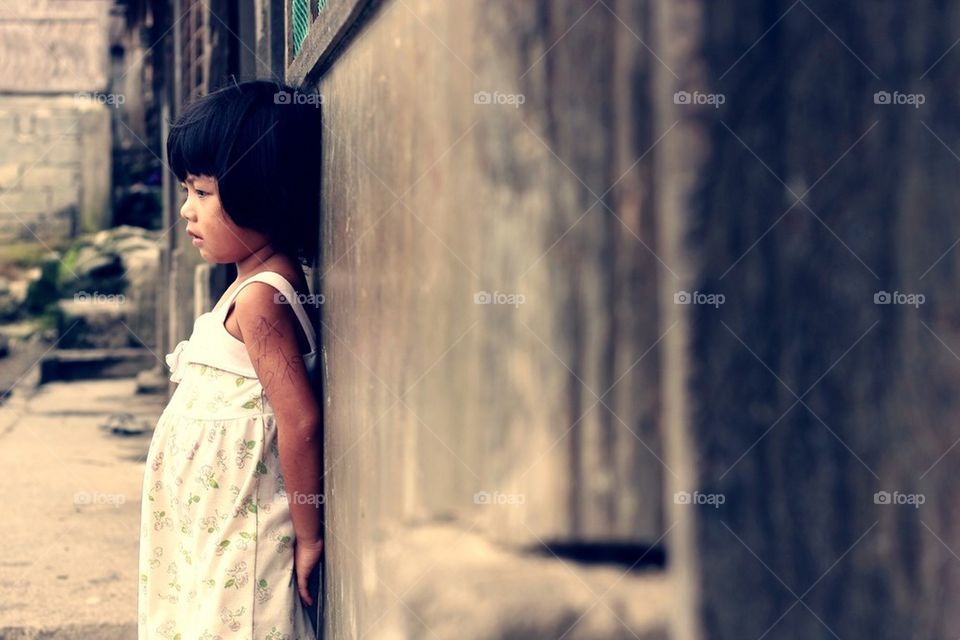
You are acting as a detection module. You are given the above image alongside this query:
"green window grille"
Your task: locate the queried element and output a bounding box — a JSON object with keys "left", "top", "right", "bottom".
{"left": 292, "top": 0, "right": 327, "bottom": 57}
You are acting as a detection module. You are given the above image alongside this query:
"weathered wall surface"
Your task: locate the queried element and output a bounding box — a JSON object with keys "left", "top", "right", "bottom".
{"left": 0, "top": 96, "right": 111, "bottom": 239}
{"left": 657, "top": 0, "right": 960, "bottom": 638}
{"left": 0, "top": 0, "right": 111, "bottom": 94}
{"left": 317, "top": 0, "right": 667, "bottom": 637}
{"left": 0, "top": 0, "right": 113, "bottom": 238}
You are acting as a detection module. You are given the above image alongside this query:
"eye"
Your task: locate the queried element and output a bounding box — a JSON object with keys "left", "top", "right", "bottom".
{"left": 196, "top": 189, "right": 208, "bottom": 198}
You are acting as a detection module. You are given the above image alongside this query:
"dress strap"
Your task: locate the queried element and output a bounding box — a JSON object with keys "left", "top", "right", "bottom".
{"left": 218, "top": 271, "right": 318, "bottom": 353}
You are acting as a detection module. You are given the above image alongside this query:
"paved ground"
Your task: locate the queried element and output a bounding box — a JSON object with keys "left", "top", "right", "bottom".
{"left": 0, "top": 373, "right": 165, "bottom": 639}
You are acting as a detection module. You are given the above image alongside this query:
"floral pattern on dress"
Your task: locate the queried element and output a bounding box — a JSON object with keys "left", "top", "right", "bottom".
{"left": 138, "top": 359, "right": 315, "bottom": 638}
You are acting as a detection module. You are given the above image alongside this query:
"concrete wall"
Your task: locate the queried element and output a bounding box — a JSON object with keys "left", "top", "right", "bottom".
{"left": 657, "top": 0, "right": 960, "bottom": 638}
{"left": 0, "top": 96, "right": 111, "bottom": 239}
{"left": 316, "top": 0, "right": 667, "bottom": 637}
{"left": 0, "top": 0, "right": 113, "bottom": 239}
{"left": 0, "top": 1, "right": 110, "bottom": 94}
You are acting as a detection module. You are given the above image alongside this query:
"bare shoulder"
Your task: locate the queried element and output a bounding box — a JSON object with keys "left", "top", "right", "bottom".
{"left": 233, "top": 282, "right": 299, "bottom": 346}
{"left": 231, "top": 264, "right": 311, "bottom": 350}
{"left": 234, "top": 279, "right": 287, "bottom": 314}
{"left": 229, "top": 256, "right": 306, "bottom": 312}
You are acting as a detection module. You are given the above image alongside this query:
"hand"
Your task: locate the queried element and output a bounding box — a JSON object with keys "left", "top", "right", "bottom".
{"left": 294, "top": 537, "right": 324, "bottom": 606}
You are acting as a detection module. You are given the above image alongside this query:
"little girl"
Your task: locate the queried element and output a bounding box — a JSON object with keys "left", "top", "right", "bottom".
{"left": 138, "top": 80, "right": 324, "bottom": 639}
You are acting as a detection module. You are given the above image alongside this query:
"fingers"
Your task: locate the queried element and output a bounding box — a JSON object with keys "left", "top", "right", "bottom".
{"left": 298, "top": 569, "right": 313, "bottom": 606}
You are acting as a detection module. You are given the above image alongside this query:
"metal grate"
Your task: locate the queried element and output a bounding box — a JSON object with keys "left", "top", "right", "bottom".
{"left": 292, "top": 0, "right": 327, "bottom": 58}
{"left": 292, "top": 0, "right": 310, "bottom": 57}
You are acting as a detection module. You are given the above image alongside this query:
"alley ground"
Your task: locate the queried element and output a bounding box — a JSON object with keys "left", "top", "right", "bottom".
{"left": 0, "top": 373, "right": 164, "bottom": 639}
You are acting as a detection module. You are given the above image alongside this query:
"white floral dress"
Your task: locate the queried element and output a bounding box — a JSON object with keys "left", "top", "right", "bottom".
{"left": 138, "top": 271, "right": 319, "bottom": 640}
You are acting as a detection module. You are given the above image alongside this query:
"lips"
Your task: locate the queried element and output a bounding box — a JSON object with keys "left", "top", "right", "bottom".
{"left": 187, "top": 229, "right": 203, "bottom": 239}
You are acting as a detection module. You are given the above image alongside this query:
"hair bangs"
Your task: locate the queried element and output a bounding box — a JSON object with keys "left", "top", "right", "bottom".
{"left": 166, "top": 92, "right": 241, "bottom": 182}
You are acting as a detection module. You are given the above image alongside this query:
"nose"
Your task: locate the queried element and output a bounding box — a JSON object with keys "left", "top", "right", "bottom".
{"left": 180, "top": 198, "right": 195, "bottom": 221}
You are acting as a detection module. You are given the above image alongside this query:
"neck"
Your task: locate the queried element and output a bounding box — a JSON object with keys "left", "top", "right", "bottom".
{"left": 234, "top": 242, "right": 277, "bottom": 279}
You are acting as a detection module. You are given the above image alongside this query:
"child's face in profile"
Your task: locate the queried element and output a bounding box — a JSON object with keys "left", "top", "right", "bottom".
{"left": 179, "top": 173, "right": 269, "bottom": 264}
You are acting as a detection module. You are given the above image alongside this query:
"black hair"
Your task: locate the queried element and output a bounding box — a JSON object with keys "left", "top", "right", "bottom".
{"left": 167, "top": 79, "right": 321, "bottom": 266}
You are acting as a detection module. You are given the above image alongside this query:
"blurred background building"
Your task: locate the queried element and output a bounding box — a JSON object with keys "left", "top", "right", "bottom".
{"left": 0, "top": 0, "right": 112, "bottom": 240}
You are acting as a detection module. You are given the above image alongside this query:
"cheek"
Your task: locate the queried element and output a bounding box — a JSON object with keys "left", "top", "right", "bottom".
{"left": 200, "top": 200, "right": 228, "bottom": 232}
{"left": 206, "top": 204, "right": 250, "bottom": 254}
{"left": 212, "top": 208, "right": 238, "bottom": 238}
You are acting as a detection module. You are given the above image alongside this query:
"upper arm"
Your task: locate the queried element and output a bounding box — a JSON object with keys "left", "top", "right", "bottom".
{"left": 233, "top": 282, "right": 320, "bottom": 430}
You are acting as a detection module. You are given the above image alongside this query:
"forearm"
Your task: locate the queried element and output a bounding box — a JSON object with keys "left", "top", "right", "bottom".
{"left": 276, "top": 420, "right": 323, "bottom": 544}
